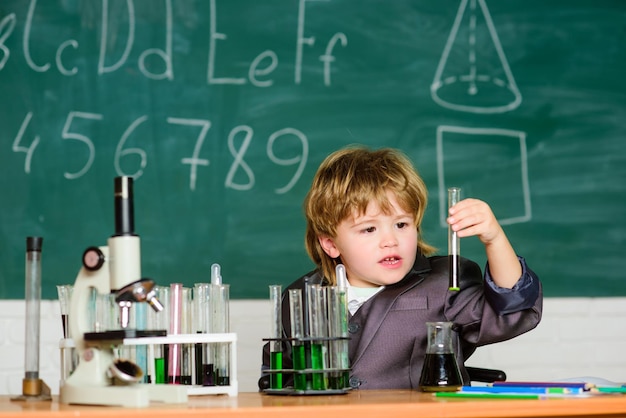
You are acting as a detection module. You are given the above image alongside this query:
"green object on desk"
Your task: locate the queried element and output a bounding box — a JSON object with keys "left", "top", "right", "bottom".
{"left": 460, "top": 385, "right": 582, "bottom": 395}
{"left": 595, "top": 387, "right": 626, "bottom": 394}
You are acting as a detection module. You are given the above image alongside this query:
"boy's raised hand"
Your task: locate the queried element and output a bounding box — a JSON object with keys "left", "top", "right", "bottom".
{"left": 446, "top": 198, "right": 503, "bottom": 245}
{"left": 447, "top": 198, "right": 521, "bottom": 287}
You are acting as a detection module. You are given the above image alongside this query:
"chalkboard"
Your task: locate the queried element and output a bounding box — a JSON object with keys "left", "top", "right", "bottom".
{"left": 1, "top": 0, "right": 624, "bottom": 300}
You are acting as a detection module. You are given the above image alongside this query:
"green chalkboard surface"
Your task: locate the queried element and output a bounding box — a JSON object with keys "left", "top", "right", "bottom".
{"left": 1, "top": 0, "right": 625, "bottom": 299}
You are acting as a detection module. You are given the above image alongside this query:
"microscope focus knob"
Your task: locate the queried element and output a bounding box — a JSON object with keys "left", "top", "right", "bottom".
{"left": 82, "top": 246, "right": 105, "bottom": 271}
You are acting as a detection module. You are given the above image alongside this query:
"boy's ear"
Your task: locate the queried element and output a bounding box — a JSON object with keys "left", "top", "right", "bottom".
{"left": 318, "top": 236, "right": 341, "bottom": 258}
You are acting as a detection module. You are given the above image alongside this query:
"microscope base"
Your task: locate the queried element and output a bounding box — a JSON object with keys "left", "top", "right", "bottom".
{"left": 60, "top": 383, "right": 188, "bottom": 407}
{"left": 59, "top": 346, "right": 188, "bottom": 407}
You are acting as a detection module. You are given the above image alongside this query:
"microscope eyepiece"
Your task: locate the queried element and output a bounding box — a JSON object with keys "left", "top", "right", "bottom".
{"left": 113, "top": 176, "right": 135, "bottom": 237}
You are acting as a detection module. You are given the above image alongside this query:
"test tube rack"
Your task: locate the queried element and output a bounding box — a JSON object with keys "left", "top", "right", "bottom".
{"left": 60, "top": 332, "right": 238, "bottom": 397}
{"left": 262, "top": 336, "right": 351, "bottom": 396}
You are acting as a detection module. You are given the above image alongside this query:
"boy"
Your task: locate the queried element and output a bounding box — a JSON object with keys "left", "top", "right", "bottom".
{"left": 260, "top": 146, "right": 542, "bottom": 390}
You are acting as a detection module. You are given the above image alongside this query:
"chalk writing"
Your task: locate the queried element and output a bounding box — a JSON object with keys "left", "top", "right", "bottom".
{"left": 12, "top": 111, "right": 308, "bottom": 194}
{"left": 3, "top": 0, "right": 347, "bottom": 85}
{"left": 12, "top": 112, "right": 39, "bottom": 174}
{"left": 1, "top": 0, "right": 344, "bottom": 196}
{"left": 62, "top": 112, "right": 103, "bottom": 180}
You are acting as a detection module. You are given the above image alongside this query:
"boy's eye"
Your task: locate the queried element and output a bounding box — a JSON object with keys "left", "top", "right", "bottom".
{"left": 362, "top": 226, "right": 376, "bottom": 233}
{"left": 396, "top": 222, "right": 410, "bottom": 229}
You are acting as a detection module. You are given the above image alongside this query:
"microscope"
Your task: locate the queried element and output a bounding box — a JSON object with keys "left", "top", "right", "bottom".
{"left": 59, "top": 177, "right": 187, "bottom": 407}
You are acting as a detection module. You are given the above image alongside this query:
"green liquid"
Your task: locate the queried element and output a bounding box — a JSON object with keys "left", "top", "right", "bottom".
{"left": 292, "top": 344, "right": 308, "bottom": 390}
{"left": 154, "top": 357, "right": 165, "bottom": 384}
{"left": 328, "top": 374, "right": 342, "bottom": 390}
{"left": 328, "top": 371, "right": 350, "bottom": 389}
{"left": 270, "top": 351, "right": 283, "bottom": 389}
{"left": 310, "top": 343, "right": 326, "bottom": 390}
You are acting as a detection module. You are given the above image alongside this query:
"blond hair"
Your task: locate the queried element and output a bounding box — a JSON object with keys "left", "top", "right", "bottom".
{"left": 303, "top": 146, "right": 435, "bottom": 284}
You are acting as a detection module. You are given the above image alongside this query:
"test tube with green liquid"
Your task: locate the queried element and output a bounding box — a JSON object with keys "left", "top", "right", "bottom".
{"left": 307, "top": 284, "right": 327, "bottom": 390}
{"left": 335, "top": 264, "right": 350, "bottom": 387}
{"left": 288, "top": 288, "right": 307, "bottom": 390}
{"left": 326, "top": 286, "right": 341, "bottom": 389}
{"left": 153, "top": 285, "right": 169, "bottom": 384}
{"left": 326, "top": 286, "right": 350, "bottom": 389}
{"left": 448, "top": 187, "right": 461, "bottom": 291}
{"left": 269, "top": 285, "right": 283, "bottom": 389}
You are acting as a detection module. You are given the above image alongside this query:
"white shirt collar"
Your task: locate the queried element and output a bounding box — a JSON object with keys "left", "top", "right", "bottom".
{"left": 346, "top": 282, "right": 384, "bottom": 315}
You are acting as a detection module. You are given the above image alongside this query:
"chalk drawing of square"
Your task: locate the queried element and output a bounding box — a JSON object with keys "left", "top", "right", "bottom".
{"left": 437, "top": 126, "right": 531, "bottom": 227}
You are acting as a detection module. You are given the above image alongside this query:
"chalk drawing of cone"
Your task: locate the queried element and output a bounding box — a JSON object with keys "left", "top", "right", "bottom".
{"left": 431, "top": 0, "right": 522, "bottom": 114}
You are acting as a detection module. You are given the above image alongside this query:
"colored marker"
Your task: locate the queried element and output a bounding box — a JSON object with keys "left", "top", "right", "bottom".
{"left": 436, "top": 392, "right": 544, "bottom": 400}
{"left": 493, "top": 381, "right": 593, "bottom": 390}
{"left": 461, "top": 386, "right": 583, "bottom": 395}
{"left": 594, "top": 387, "right": 626, "bottom": 394}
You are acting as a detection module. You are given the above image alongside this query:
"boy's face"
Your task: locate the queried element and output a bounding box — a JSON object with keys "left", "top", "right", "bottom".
{"left": 319, "top": 191, "right": 418, "bottom": 287}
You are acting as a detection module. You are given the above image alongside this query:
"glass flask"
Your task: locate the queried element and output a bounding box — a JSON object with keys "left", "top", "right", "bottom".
{"left": 418, "top": 321, "right": 463, "bottom": 392}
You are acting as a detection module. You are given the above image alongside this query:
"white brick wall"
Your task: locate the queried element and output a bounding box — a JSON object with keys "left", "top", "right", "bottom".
{"left": 465, "top": 297, "right": 626, "bottom": 384}
{"left": 1, "top": 298, "right": 625, "bottom": 395}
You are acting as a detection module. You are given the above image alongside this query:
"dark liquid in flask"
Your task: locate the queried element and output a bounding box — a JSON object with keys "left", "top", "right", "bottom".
{"left": 419, "top": 353, "right": 462, "bottom": 392}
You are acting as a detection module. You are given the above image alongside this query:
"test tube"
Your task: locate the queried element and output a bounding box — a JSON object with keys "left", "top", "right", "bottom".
{"left": 151, "top": 285, "right": 169, "bottom": 383}
{"left": 211, "top": 263, "right": 222, "bottom": 285}
{"left": 307, "top": 284, "right": 327, "bottom": 390}
{"left": 132, "top": 302, "right": 148, "bottom": 382}
{"left": 336, "top": 264, "right": 348, "bottom": 291}
{"left": 56, "top": 285, "right": 72, "bottom": 339}
{"left": 269, "top": 285, "right": 283, "bottom": 389}
{"left": 326, "top": 286, "right": 342, "bottom": 389}
{"left": 211, "top": 282, "right": 230, "bottom": 385}
{"left": 335, "top": 265, "right": 351, "bottom": 387}
{"left": 288, "top": 288, "right": 307, "bottom": 390}
{"left": 193, "top": 283, "right": 211, "bottom": 385}
{"left": 57, "top": 284, "right": 76, "bottom": 384}
{"left": 168, "top": 283, "right": 183, "bottom": 384}
{"left": 181, "top": 287, "right": 193, "bottom": 385}
{"left": 206, "top": 263, "right": 224, "bottom": 386}
{"left": 21, "top": 236, "right": 49, "bottom": 399}
{"left": 448, "top": 187, "right": 461, "bottom": 291}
